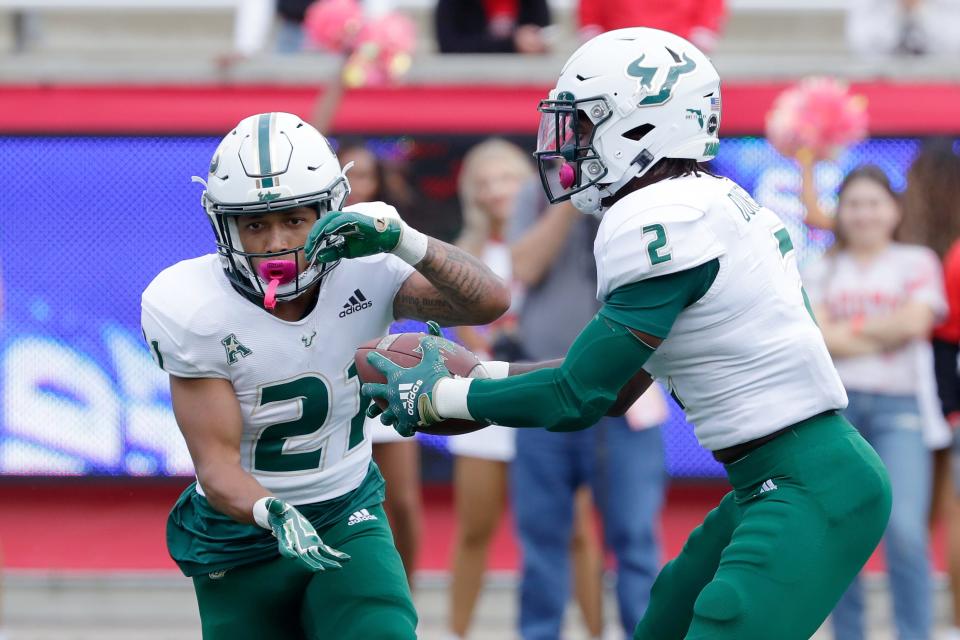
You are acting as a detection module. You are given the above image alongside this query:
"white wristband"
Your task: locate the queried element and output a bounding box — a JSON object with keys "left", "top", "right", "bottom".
{"left": 253, "top": 497, "right": 273, "bottom": 529}
{"left": 480, "top": 360, "right": 510, "bottom": 380}
{"left": 392, "top": 222, "right": 429, "bottom": 266}
{"left": 434, "top": 377, "right": 475, "bottom": 420}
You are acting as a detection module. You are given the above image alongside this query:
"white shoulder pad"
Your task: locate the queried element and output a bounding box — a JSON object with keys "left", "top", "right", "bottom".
{"left": 595, "top": 204, "right": 725, "bottom": 301}
{"left": 140, "top": 256, "right": 231, "bottom": 379}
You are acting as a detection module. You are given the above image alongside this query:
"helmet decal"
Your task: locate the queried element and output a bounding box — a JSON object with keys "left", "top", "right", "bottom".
{"left": 256, "top": 113, "right": 273, "bottom": 175}
{"left": 628, "top": 50, "right": 698, "bottom": 107}
{"left": 707, "top": 114, "right": 719, "bottom": 135}
{"left": 625, "top": 55, "right": 658, "bottom": 92}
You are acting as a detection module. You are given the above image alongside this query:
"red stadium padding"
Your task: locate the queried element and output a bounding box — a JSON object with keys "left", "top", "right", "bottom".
{"left": 2, "top": 82, "right": 960, "bottom": 135}
{"left": 0, "top": 481, "right": 936, "bottom": 574}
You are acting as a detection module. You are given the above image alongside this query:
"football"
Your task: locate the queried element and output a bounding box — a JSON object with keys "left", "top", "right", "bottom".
{"left": 355, "top": 332, "right": 490, "bottom": 435}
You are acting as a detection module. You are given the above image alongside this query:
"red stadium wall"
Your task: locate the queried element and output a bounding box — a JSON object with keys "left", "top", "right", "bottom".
{"left": 2, "top": 81, "right": 960, "bottom": 135}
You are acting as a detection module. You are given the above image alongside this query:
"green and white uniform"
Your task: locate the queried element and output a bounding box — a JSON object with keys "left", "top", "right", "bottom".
{"left": 142, "top": 252, "right": 417, "bottom": 640}
{"left": 597, "top": 174, "right": 848, "bottom": 449}
{"left": 437, "top": 174, "right": 892, "bottom": 640}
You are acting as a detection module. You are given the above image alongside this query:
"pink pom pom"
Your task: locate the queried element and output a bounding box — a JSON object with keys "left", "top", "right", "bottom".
{"left": 304, "top": 0, "right": 365, "bottom": 52}
{"left": 765, "top": 77, "right": 869, "bottom": 161}
{"left": 358, "top": 12, "right": 416, "bottom": 60}
{"left": 345, "top": 12, "right": 416, "bottom": 86}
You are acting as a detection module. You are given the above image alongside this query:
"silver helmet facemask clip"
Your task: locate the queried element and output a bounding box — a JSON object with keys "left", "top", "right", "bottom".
{"left": 534, "top": 92, "right": 612, "bottom": 206}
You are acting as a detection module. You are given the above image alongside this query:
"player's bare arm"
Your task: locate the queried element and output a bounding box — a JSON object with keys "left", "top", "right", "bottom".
{"left": 305, "top": 203, "right": 509, "bottom": 326}
{"left": 169, "top": 373, "right": 350, "bottom": 571}
{"left": 392, "top": 238, "right": 510, "bottom": 326}
{"left": 168, "top": 375, "right": 269, "bottom": 525}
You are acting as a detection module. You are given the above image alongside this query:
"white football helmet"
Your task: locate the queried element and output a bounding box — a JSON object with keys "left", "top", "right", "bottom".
{"left": 196, "top": 112, "right": 350, "bottom": 302}
{"left": 536, "top": 28, "right": 721, "bottom": 214}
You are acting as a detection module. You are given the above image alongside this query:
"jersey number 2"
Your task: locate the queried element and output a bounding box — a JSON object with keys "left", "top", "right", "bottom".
{"left": 253, "top": 366, "right": 368, "bottom": 473}
{"left": 643, "top": 224, "right": 672, "bottom": 265}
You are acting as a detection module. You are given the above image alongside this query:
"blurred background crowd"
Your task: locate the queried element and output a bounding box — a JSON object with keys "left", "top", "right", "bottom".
{"left": 2, "top": 0, "right": 960, "bottom": 638}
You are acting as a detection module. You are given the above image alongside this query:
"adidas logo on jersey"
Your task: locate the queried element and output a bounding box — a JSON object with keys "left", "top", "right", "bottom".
{"left": 339, "top": 289, "right": 373, "bottom": 318}
{"left": 347, "top": 508, "right": 378, "bottom": 526}
{"left": 758, "top": 479, "right": 778, "bottom": 494}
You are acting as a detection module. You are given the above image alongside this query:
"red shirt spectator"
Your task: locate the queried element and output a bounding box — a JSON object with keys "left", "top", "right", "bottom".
{"left": 578, "top": 0, "right": 726, "bottom": 52}
{"left": 934, "top": 239, "right": 960, "bottom": 344}
{"left": 436, "top": 0, "right": 550, "bottom": 54}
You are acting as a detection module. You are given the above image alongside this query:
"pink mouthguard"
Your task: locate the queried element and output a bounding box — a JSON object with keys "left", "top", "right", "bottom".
{"left": 558, "top": 163, "right": 575, "bottom": 190}
{"left": 258, "top": 260, "right": 297, "bottom": 310}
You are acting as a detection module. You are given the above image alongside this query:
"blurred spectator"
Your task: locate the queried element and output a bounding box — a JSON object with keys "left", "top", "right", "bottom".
{"left": 508, "top": 178, "right": 666, "bottom": 640}
{"left": 340, "top": 140, "right": 424, "bottom": 590}
{"left": 218, "top": 0, "right": 296, "bottom": 67}
{"left": 236, "top": 0, "right": 276, "bottom": 56}
{"left": 800, "top": 152, "right": 954, "bottom": 459}
{"left": 435, "top": 0, "right": 551, "bottom": 54}
{"left": 803, "top": 166, "right": 945, "bottom": 640}
{"left": 276, "top": 0, "right": 313, "bottom": 53}
{"left": 11, "top": 10, "right": 42, "bottom": 54}
{"left": 577, "top": 0, "right": 726, "bottom": 52}
{"left": 900, "top": 139, "right": 960, "bottom": 640}
{"left": 847, "top": 0, "right": 960, "bottom": 55}
{"left": 445, "top": 139, "right": 605, "bottom": 640}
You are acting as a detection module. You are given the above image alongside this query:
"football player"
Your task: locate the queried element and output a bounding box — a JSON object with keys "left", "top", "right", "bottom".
{"left": 364, "top": 29, "right": 893, "bottom": 640}
{"left": 141, "top": 112, "right": 509, "bottom": 640}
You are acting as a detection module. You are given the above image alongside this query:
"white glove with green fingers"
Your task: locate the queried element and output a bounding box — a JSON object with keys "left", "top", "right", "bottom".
{"left": 253, "top": 497, "right": 350, "bottom": 572}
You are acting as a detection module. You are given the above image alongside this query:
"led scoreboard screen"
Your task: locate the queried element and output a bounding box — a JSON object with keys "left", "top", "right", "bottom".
{"left": 0, "top": 135, "right": 939, "bottom": 477}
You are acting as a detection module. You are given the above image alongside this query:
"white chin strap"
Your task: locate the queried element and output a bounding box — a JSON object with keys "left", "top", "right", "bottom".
{"left": 571, "top": 144, "right": 666, "bottom": 216}
{"left": 571, "top": 168, "right": 639, "bottom": 215}
{"left": 571, "top": 186, "right": 603, "bottom": 214}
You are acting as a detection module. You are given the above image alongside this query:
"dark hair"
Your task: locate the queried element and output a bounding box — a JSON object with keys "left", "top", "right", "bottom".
{"left": 832, "top": 164, "right": 900, "bottom": 250}
{"left": 837, "top": 164, "right": 897, "bottom": 201}
{"left": 602, "top": 158, "right": 712, "bottom": 208}
{"left": 900, "top": 139, "right": 960, "bottom": 258}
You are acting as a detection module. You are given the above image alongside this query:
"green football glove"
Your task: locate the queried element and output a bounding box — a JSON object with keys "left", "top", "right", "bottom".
{"left": 361, "top": 330, "right": 452, "bottom": 437}
{"left": 365, "top": 321, "right": 444, "bottom": 422}
{"left": 306, "top": 210, "right": 402, "bottom": 263}
{"left": 262, "top": 498, "right": 350, "bottom": 572}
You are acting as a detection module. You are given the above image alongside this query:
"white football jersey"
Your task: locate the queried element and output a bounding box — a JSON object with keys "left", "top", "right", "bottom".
{"left": 595, "top": 174, "right": 847, "bottom": 451}
{"left": 141, "top": 253, "right": 413, "bottom": 504}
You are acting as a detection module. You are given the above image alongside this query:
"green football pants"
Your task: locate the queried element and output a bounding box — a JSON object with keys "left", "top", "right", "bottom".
{"left": 192, "top": 504, "right": 417, "bottom": 640}
{"left": 634, "top": 411, "right": 892, "bottom": 640}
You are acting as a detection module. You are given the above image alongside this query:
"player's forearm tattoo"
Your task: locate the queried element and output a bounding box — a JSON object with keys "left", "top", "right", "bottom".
{"left": 418, "top": 240, "right": 490, "bottom": 307}
{"left": 394, "top": 239, "right": 508, "bottom": 325}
